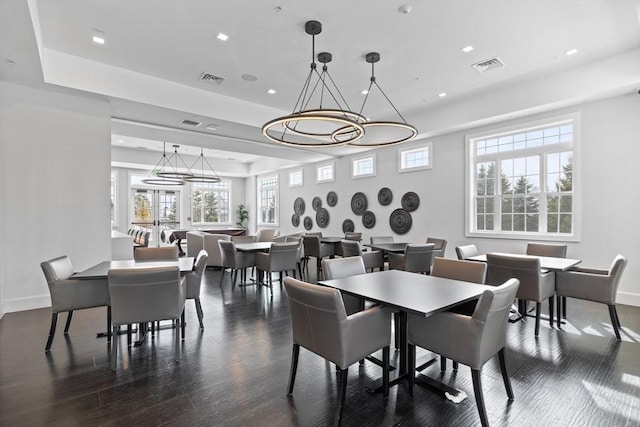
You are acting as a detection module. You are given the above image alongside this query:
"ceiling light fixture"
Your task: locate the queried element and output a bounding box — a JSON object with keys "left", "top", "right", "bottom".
{"left": 142, "top": 143, "right": 192, "bottom": 186}
{"left": 565, "top": 49, "right": 578, "bottom": 56}
{"left": 438, "top": 92, "right": 447, "bottom": 98}
{"left": 217, "top": 32, "right": 229, "bottom": 41}
{"left": 183, "top": 147, "right": 221, "bottom": 183}
{"left": 333, "top": 52, "right": 417, "bottom": 147}
{"left": 462, "top": 45, "right": 474, "bottom": 53}
{"left": 262, "top": 20, "right": 366, "bottom": 147}
{"left": 267, "top": 89, "right": 276, "bottom": 94}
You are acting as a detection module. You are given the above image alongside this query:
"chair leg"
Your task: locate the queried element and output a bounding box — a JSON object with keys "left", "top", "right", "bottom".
{"left": 232, "top": 269, "right": 238, "bottom": 291}
{"left": 408, "top": 343, "right": 416, "bottom": 396}
{"left": 608, "top": 305, "right": 622, "bottom": 340}
{"left": 440, "top": 356, "right": 447, "bottom": 371}
{"left": 45, "top": 313, "right": 58, "bottom": 352}
{"left": 195, "top": 299, "right": 204, "bottom": 330}
{"left": 382, "top": 346, "right": 390, "bottom": 400}
{"left": 175, "top": 316, "right": 181, "bottom": 363}
{"left": 111, "top": 325, "right": 119, "bottom": 371}
{"left": 548, "top": 296, "right": 554, "bottom": 327}
{"left": 534, "top": 302, "right": 541, "bottom": 336}
{"left": 107, "top": 306, "right": 112, "bottom": 343}
{"left": 287, "top": 344, "right": 300, "bottom": 395}
{"left": 335, "top": 367, "right": 348, "bottom": 426}
{"left": 453, "top": 361, "right": 459, "bottom": 370}
{"left": 562, "top": 296, "right": 567, "bottom": 318}
{"left": 498, "top": 348, "right": 514, "bottom": 400}
{"left": 471, "top": 369, "right": 490, "bottom": 427}
{"left": 394, "top": 312, "right": 400, "bottom": 350}
{"left": 556, "top": 295, "right": 562, "bottom": 328}
{"left": 63, "top": 311, "right": 73, "bottom": 334}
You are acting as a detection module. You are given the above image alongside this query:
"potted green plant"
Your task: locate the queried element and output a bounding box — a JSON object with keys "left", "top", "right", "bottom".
{"left": 236, "top": 203, "right": 248, "bottom": 228}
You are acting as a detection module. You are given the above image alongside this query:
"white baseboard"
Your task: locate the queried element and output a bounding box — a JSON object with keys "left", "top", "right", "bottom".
{"left": 2, "top": 294, "right": 51, "bottom": 314}
{"left": 617, "top": 291, "right": 640, "bottom": 307}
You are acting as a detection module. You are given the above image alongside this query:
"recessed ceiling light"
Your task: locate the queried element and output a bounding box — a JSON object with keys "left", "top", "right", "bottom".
{"left": 206, "top": 124, "right": 217, "bottom": 131}
{"left": 438, "top": 92, "right": 447, "bottom": 98}
{"left": 267, "top": 89, "right": 276, "bottom": 95}
{"left": 361, "top": 90, "right": 369, "bottom": 95}
{"left": 92, "top": 35, "right": 105, "bottom": 44}
{"left": 462, "top": 45, "right": 474, "bottom": 53}
{"left": 565, "top": 49, "right": 578, "bottom": 56}
{"left": 217, "top": 33, "right": 229, "bottom": 41}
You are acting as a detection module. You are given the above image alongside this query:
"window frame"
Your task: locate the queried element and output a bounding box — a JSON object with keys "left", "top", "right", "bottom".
{"left": 110, "top": 170, "right": 118, "bottom": 227}
{"left": 398, "top": 142, "right": 433, "bottom": 173}
{"left": 465, "top": 113, "right": 580, "bottom": 241}
{"left": 257, "top": 175, "right": 279, "bottom": 226}
{"left": 351, "top": 154, "right": 376, "bottom": 179}
{"left": 316, "top": 162, "right": 335, "bottom": 183}
{"left": 190, "top": 179, "right": 231, "bottom": 226}
{"left": 289, "top": 169, "right": 304, "bottom": 187}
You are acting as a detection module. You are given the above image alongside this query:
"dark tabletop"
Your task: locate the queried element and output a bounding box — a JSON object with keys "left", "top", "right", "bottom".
{"left": 467, "top": 253, "right": 581, "bottom": 271}
{"left": 234, "top": 242, "right": 273, "bottom": 252}
{"left": 364, "top": 243, "right": 410, "bottom": 253}
{"left": 73, "top": 257, "right": 195, "bottom": 279}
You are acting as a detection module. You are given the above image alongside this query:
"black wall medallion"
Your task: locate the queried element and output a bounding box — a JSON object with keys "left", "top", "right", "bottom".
{"left": 312, "top": 196, "right": 322, "bottom": 211}
{"left": 326, "top": 191, "right": 338, "bottom": 207}
{"left": 401, "top": 191, "right": 420, "bottom": 212}
{"left": 390, "top": 208, "right": 412, "bottom": 235}
{"left": 378, "top": 187, "right": 393, "bottom": 206}
{"left": 351, "top": 192, "right": 368, "bottom": 215}
{"left": 292, "top": 213, "right": 300, "bottom": 227}
{"left": 294, "top": 197, "right": 306, "bottom": 215}
{"left": 316, "top": 208, "right": 330, "bottom": 228}
{"left": 303, "top": 216, "right": 313, "bottom": 230}
{"left": 342, "top": 219, "right": 355, "bottom": 233}
{"left": 362, "top": 211, "right": 376, "bottom": 229}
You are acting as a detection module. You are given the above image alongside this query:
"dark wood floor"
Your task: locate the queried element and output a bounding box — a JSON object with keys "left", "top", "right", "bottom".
{"left": 1, "top": 266, "right": 639, "bottom": 426}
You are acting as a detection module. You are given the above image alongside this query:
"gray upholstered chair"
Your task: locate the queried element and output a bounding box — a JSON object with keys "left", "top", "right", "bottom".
{"left": 526, "top": 242, "right": 567, "bottom": 258}
{"left": 456, "top": 244, "right": 479, "bottom": 260}
{"left": 40, "top": 256, "right": 111, "bottom": 352}
{"left": 134, "top": 246, "right": 179, "bottom": 261}
{"left": 231, "top": 235, "right": 257, "bottom": 244}
{"left": 486, "top": 253, "right": 555, "bottom": 336}
{"left": 388, "top": 243, "right": 435, "bottom": 274}
{"left": 255, "top": 242, "right": 299, "bottom": 294}
{"left": 284, "top": 277, "right": 392, "bottom": 425}
{"left": 336, "top": 232, "right": 362, "bottom": 257}
{"left": 322, "top": 256, "right": 367, "bottom": 315}
{"left": 255, "top": 228, "right": 279, "bottom": 242}
{"left": 430, "top": 257, "right": 488, "bottom": 370}
{"left": 108, "top": 266, "right": 186, "bottom": 371}
{"left": 555, "top": 255, "right": 627, "bottom": 340}
{"left": 302, "top": 234, "right": 334, "bottom": 280}
{"left": 203, "top": 234, "right": 231, "bottom": 268}
{"left": 219, "top": 240, "right": 255, "bottom": 289}
{"left": 408, "top": 279, "right": 520, "bottom": 427}
{"left": 426, "top": 237, "right": 448, "bottom": 258}
{"left": 285, "top": 236, "right": 305, "bottom": 279}
{"left": 370, "top": 236, "right": 394, "bottom": 244}
{"left": 186, "top": 231, "right": 205, "bottom": 257}
{"left": 186, "top": 250, "right": 208, "bottom": 329}
{"left": 340, "top": 239, "right": 384, "bottom": 272}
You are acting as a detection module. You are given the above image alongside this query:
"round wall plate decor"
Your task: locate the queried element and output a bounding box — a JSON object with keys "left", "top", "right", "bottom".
{"left": 312, "top": 196, "right": 322, "bottom": 211}
{"left": 303, "top": 216, "right": 313, "bottom": 230}
{"left": 316, "top": 208, "right": 330, "bottom": 228}
{"left": 378, "top": 187, "right": 393, "bottom": 206}
{"left": 326, "top": 191, "right": 338, "bottom": 207}
{"left": 342, "top": 219, "right": 355, "bottom": 233}
{"left": 292, "top": 213, "right": 300, "bottom": 227}
{"left": 362, "top": 211, "right": 376, "bottom": 229}
{"left": 351, "top": 192, "right": 368, "bottom": 215}
{"left": 401, "top": 191, "right": 420, "bottom": 212}
{"left": 294, "top": 197, "right": 305, "bottom": 215}
{"left": 390, "top": 208, "right": 412, "bottom": 235}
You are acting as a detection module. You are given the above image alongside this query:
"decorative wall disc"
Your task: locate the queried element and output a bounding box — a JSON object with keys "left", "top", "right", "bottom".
{"left": 401, "top": 191, "right": 420, "bottom": 212}
{"left": 303, "top": 216, "right": 313, "bottom": 230}
{"left": 316, "top": 208, "right": 330, "bottom": 228}
{"left": 294, "top": 197, "right": 306, "bottom": 215}
{"left": 362, "top": 211, "right": 376, "bottom": 229}
{"left": 292, "top": 214, "right": 300, "bottom": 227}
{"left": 312, "top": 196, "right": 322, "bottom": 211}
{"left": 390, "top": 208, "right": 412, "bottom": 235}
{"left": 378, "top": 187, "right": 393, "bottom": 206}
{"left": 351, "top": 192, "right": 368, "bottom": 215}
{"left": 342, "top": 219, "right": 355, "bottom": 233}
{"left": 326, "top": 191, "right": 338, "bottom": 207}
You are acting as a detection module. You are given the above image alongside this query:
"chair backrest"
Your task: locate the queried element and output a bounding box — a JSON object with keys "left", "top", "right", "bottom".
{"left": 186, "top": 250, "right": 209, "bottom": 299}
{"left": 322, "top": 256, "right": 367, "bottom": 280}
{"left": 607, "top": 254, "right": 628, "bottom": 290}
{"left": 142, "top": 231, "right": 150, "bottom": 247}
{"left": 284, "top": 277, "right": 347, "bottom": 360}
{"left": 344, "top": 232, "right": 362, "bottom": 241}
{"left": 340, "top": 240, "right": 362, "bottom": 258}
{"left": 218, "top": 240, "right": 237, "bottom": 268}
{"left": 485, "top": 253, "right": 541, "bottom": 287}
{"left": 134, "top": 246, "right": 179, "bottom": 261}
{"left": 302, "top": 235, "right": 321, "bottom": 257}
{"left": 268, "top": 242, "right": 300, "bottom": 271}
{"left": 403, "top": 243, "right": 435, "bottom": 273}
{"left": 108, "top": 266, "right": 184, "bottom": 325}
{"left": 305, "top": 232, "right": 323, "bottom": 238}
{"left": 41, "top": 255, "right": 74, "bottom": 283}
{"left": 426, "top": 237, "right": 447, "bottom": 257}
{"left": 526, "top": 242, "right": 567, "bottom": 258}
{"left": 202, "top": 234, "right": 231, "bottom": 267}
{"left": 431, "top": 258, "right": 487, "bottom": 284}
{"left": 455, "top": 244, "right": 479, "bottom": 260}
{"left": 370, "top": 236, "right": 394, "bottom": 244}
{"left": 256, "top": 228, "right": 278, "bottom": 242}
{"left": 285, "top": 236, "right": 304, "bottom": 258}
{"left": 231, "top": 235, "right": 256, "bottom": 244}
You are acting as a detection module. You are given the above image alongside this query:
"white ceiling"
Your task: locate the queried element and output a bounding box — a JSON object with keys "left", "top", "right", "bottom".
{"left": 1, "top": 0, "right": 639, "bottom": 175}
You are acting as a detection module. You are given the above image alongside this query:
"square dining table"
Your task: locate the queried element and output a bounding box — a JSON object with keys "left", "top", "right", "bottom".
{"left": 364, "top": 242, "right": 410, "bottom": 254}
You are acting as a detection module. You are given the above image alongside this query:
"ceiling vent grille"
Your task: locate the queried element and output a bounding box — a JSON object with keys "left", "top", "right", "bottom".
{"left": 181, "top": 119, "right": 202, "bottom": 127}
{"left": 471, "top": 57, "right": 505, "bottom": 73}
{"left": 199, "top": 72, "right": 225, "bottom": 85}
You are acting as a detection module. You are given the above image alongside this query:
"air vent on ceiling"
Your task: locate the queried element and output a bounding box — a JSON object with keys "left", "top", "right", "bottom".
{"left": 181, "top": 119, "right": 202, "bottom": 127}
{"left": 199, "top": 72, "right": 225, "bottom": 85}
{"left": 471, "top": 57, "right": 505, "bottom": 73}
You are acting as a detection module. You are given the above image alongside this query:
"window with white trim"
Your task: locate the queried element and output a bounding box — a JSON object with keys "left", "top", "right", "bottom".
{"left": 316, "top": 162, "right": 335, "bottom": 183}
{"left": 110, "top": 170, "right": 118, "bottom": 227}
{"left": 352, "top": 154, "right": 376, "bottom": 178}
{"left": 399, "top": 143, "right": 432, "bottom": 172}
{"left": 289, "top": 169, "right": 303, "bottom": 187}
{"left": 466, "top": 115, "right": 577, "bottom": 239}
{"left": 191, "top": 180, "right": 230, "bottom": 224}
{"left": 258, "top": 176, "right": 278, "bottom": 225}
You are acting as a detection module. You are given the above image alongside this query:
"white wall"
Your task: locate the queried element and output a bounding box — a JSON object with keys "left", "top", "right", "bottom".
{"left": 275, "top": 93, "right": 640, "bottom": 306}
{"left": 0, "top": 81, "right": 111, "bottom": 317}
